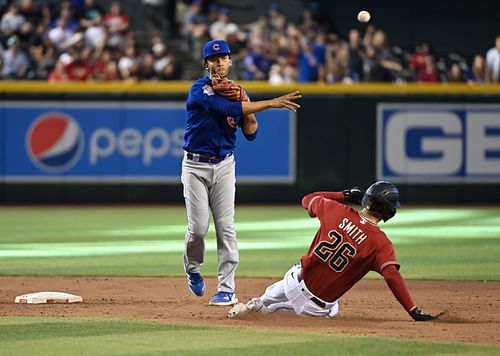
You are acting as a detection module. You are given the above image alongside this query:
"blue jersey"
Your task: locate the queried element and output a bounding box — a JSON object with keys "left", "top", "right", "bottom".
{"left": 298, "top": 52, "right": 319, "bottom": 82}
{"left": 184, "top": 77, "right": 257, "bottom": 157}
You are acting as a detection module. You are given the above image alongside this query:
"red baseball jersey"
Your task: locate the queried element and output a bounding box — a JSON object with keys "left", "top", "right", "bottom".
{"left": 300, "top": 195, "right": 399, "bottom": 302}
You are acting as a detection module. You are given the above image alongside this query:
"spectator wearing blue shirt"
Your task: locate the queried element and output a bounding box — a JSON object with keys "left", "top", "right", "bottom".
{"left": 49, "top": 3, "right": 79, "bottom": 32}
{"left": 76, "top": 0, "right": 104, "bottom": 30}
{"left": 298, "top": 39, "right": 320, "bottom": 82}
{"left": 2, "top": 36, "right": 29, "bottom": 78}
{"left": 183, "top": 39, "right": 302, "bottom": 306}
{"left": 312, "top": 31, "right": 327, "bottom": 80}
{"left": 243, "top": 43, "right": 271, "bottom": 80}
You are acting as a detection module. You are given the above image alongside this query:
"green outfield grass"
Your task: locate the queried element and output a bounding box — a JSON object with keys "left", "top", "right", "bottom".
{"left": 0, "top": 317, "right": 498, "bottom": 356}
{"left": 1, "top": 205, "right": 499, "bottom": 355}
{"left": 0, "top": 205, "right": 499, "bottom": 279}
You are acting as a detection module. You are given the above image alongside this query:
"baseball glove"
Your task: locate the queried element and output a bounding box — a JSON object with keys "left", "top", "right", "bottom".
{"left": 211, "top": 74, "right": 248, "bottom": 101}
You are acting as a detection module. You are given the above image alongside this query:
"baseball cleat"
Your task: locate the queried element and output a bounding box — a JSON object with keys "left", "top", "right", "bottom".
{"left": 187, "top": 272, "right": 205, "bottom": 296}
{"left": 227, "top": 297, "right": 263, "bottom": 318}
{"left": 227, "top": 303, "right": 247, "bottom": 318}
{"left": 209, "top": 291, "right": 238, "bottom": 306}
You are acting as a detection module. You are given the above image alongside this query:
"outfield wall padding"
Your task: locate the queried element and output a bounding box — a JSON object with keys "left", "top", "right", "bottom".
{"left": 1, "top": 83, "right": 499, "bottom": 204}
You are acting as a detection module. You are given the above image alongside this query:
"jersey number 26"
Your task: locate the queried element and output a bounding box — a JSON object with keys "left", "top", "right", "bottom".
{"left": 313, "top": 230, "right": 356, "bottom": 272}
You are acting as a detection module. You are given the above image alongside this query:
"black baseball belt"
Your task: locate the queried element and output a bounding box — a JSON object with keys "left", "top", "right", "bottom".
{"left": 186, "top": 151, "right": 233, "bottom": 164}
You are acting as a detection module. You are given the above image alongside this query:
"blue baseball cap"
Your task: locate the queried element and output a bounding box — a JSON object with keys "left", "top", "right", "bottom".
{"left": 202, "top": 40, "right": 231, "bottom": 60}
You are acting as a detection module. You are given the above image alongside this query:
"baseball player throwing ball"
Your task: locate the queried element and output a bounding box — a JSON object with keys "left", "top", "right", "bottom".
{"left": 228, "top": 181, "right": 438, "bottom": 321}
{"left": 183, "top": 39, "right": 302, "bottom": 306}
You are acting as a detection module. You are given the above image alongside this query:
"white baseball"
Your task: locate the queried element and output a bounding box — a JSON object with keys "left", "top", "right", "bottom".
{"left": 357, "top": 10, "right": 371, "bottom": 23}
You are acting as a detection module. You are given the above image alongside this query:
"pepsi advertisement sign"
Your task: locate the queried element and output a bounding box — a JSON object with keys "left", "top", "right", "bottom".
{"left": 377, "top": 103, "right": 500, "bottom": 183}
{"left": 1, "top": 102, "right": 295, "bottom": 183}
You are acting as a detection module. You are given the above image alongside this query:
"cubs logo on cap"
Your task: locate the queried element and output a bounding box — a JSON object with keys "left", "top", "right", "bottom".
{"left": 26, "top": 112, "right": 84, "bottom": 173}
{"left": 202, "top": 40, "right": 231, "bottom": 59}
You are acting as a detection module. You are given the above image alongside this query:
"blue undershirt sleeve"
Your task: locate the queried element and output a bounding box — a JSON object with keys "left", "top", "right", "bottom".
{"left": 242, "top": 128, "right": 257, "bottom": 141}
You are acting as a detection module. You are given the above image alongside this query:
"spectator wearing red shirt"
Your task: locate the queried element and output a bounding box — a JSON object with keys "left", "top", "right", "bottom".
{"left": 65, "top": 48, "right": 92, "bottom": 81}
{"left": 409, "top": 42, "right": 433, "bottom": 76}
{"left": 48, "top": 59, "right": 69, "bottom": 82}
{"left": 417, "top": 57, "right": 441, "bottom": 82}
{"left": 104, "top": 1, "right": 129, "bottom": 50}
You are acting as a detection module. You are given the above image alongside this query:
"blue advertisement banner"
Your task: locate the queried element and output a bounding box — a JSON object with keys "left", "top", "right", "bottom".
{"left": 377, "top": 103, "right": 500, "bottom": 183}
{"left": 0, "top": 102, "right": 295, "bottom": 183}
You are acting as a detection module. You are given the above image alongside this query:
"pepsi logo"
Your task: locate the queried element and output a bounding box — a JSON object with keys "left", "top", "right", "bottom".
{"left": 26, "top": 112, "right": 84, "bottom": 173}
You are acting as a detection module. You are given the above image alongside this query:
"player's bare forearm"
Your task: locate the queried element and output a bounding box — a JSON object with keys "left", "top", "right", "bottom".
{"left": 242, "top": 91, "right": 302, "bottom": 114}
{"left": 242, "top": 113, "right": 258, "bottom": 135}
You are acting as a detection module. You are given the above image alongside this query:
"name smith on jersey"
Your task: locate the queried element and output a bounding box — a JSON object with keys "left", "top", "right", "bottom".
{"left": 338, "top": 218, "right": 368, "bottom": 245}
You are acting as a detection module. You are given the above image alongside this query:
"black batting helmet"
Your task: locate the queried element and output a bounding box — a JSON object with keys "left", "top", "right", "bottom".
{"left": 361, "top": 181, "right": 401, "bottom": 222}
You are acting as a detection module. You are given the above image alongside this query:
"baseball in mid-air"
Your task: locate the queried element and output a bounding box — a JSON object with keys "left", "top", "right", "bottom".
{"left": 357, "top": 10, "right": 371, "bottom": 23}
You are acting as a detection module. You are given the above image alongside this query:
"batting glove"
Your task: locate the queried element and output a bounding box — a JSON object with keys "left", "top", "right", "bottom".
{"left": 343, "top": 187, "right": 363, "bottom": 205}
{"left": 410, "top": 307, "right": 437, "bottom": 321}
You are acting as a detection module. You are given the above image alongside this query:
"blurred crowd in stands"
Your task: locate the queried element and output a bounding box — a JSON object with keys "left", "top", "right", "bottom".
{"left": 0, "top": 0, "right": 499, "bottom": 84}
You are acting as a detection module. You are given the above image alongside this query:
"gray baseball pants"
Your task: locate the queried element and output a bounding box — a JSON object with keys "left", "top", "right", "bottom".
{"left": 181, "top": 152, "right": 238, "bottom": 293}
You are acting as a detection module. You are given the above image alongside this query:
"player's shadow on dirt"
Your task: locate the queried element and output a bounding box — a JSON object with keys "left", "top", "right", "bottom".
{"left": 436, "top": 314, "right": 483, "bottom": 324}
{"left": 226, "top": 310, "right": 484, "bottom": 325}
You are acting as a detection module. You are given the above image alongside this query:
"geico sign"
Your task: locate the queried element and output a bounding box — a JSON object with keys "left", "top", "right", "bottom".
{"left": 378, "top": 105, "right": 500, "bottom": 182}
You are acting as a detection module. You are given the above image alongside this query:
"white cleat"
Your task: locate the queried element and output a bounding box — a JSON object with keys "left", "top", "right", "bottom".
{"left": 227, "top": 302, "right": 248, "bottom": 318}
{"left": 227, "top": 297, "right": 262, "bottom": 318}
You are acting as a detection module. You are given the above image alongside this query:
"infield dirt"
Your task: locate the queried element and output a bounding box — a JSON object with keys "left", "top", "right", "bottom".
{"left": 1, "top": 276, "right": 499, "bottom": 346}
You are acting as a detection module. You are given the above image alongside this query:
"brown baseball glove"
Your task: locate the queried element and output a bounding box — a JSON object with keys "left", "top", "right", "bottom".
{"left": 211, "top": 74, "right": 248, "bottom": 101}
